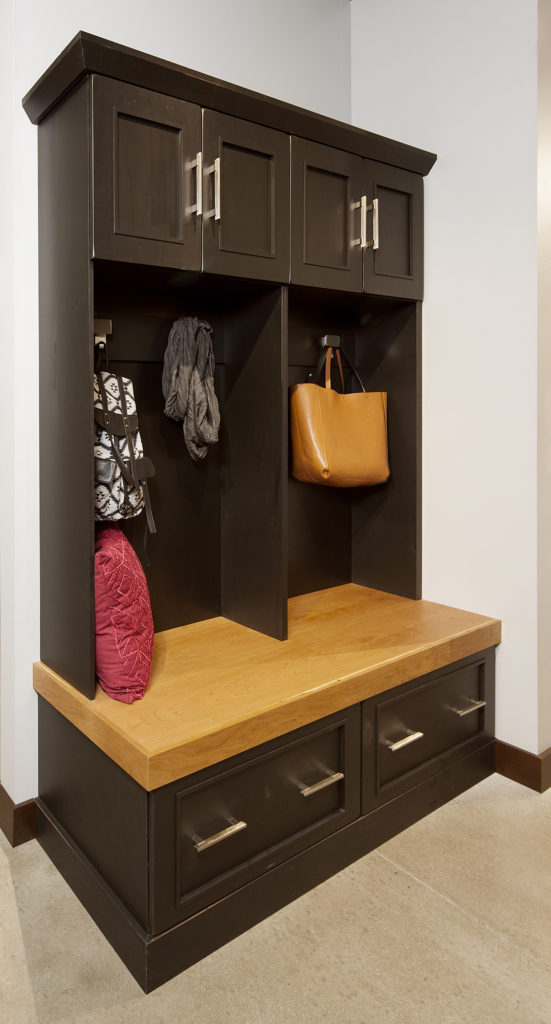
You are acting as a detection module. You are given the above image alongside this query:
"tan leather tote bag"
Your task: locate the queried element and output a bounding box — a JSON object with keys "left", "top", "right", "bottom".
{"left": 290, "top": 346, "right": 389, "bottom": 487}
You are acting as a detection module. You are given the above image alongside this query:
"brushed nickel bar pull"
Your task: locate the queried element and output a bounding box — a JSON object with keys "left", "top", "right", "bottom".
{"left": 203, "top": 158, "right": 220, "bottom": 220}
{"left": 371, "top": 196, "right": 379, "bottom": 250}
{"left": 363, "top": 197, "right": 379, "bottom": 250}
{"left": 214, "top": 156, "right": 221, "bottom": 221}
{"left": 351, "top": 198, "right": 363, "bottom": 246}
{"left": 450, "top": 698, "right": 487, "bottom": 718}
{"left": 187, "top": 152, "right": 203, "bottom": 216}
{"left": 384, "top": 729, "right": 424, "bottom": 753}
{"left": 192, "top": 817, "right": 247, "bottom": 853}
{"left": 299, "top": 771, "right": 344, "bottom": 797}
{"left": 360, "top": 194, "right": 368, "bottom": 248}
{"left": 195, "top": 151, "right": 203, "bottom": 216}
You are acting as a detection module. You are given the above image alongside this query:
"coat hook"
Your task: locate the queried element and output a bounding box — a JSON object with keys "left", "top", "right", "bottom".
{"left": 94, "top": 318, "right": 112, "bottom": 350}
{"left": 321, "top": 333, "right": 341, "bottom": 349}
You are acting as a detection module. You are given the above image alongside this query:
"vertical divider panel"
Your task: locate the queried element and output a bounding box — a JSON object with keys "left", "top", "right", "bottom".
{"left": 38, "top": 79, "right": 96, "bottom": 698}
{"left": 221, "top": 288, "right": 288, "bottom": 640}
{"left": 351, "top": 302, "right": 421, "bottom": 599}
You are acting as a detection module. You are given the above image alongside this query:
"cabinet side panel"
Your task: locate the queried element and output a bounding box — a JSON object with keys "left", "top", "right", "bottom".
{"left": 38, "top": 81, "right": 95, "bottom": 696}
{"left": 38, "top": 697, "right": 149, "bottom": 930}
{"left": 221, "top": 289, "right": 287, "bottom": 640}
{"left": 352, "top": 302, "right": 420, "bottom": 598}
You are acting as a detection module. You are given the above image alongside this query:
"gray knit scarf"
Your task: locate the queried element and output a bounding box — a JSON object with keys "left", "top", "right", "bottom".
{"left": 162, "top": 317, "right": 221, "bottom": 461}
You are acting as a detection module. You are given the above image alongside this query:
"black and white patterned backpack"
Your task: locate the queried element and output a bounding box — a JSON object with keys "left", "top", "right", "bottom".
{"left": 94, "top": 372, "right": 156, "bottom": 533}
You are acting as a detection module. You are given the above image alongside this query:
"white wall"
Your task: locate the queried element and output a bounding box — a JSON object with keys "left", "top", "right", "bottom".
{"left": 0, "top": 0, "right": 352, "bottom": 804}
{"left": 538, "top": 0, "right": 551, "bottom": 752}
{"left": 351, "top": 0, "right": 540, "bottom": 751}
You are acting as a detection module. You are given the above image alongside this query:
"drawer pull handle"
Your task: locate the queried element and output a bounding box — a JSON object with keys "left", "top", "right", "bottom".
{"left": 192, "top": 817, "right": 247, "bottom": 853}
{"left": 298, "top": 771, "right": 344, "bottom": 797}
{"left": 384, "top": 729, "right": 424, "bottom": 753}
{"left": 450, "top": 698, "right": 487, "bottom": 718}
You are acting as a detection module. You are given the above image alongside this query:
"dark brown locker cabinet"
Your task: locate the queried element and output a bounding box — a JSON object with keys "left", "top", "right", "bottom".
{"left": 23, "top": 32, "right": 504, "bottom": 999}
{"left": 291, "top": 137, "right": 363, "bottom": 292}
{"left": 361, "top": 160, "right": 423, "bottom": 299}
{"left": 92, "top": 76, "right": 202, "bottom": 269}
{"left": 201, "top": 110, "right": 290, "bottom": 282}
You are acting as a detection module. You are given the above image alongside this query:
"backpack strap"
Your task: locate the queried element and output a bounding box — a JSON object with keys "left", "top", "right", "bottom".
{"left": 118, "top": 376, "right": 141, "bottom": 489}
{"left": 118, "top": 377, "right": 156, "bottom": 535}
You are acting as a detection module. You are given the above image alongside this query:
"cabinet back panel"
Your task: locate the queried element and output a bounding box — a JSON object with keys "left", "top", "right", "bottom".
{"left": 287, "top": 315, "right": 355, "bottom": 597}
{"left": 288, "top": 477, "right": 351, "bottom": 597}
{"left": 107, "top": 354, "right": 222, "bottom": 634}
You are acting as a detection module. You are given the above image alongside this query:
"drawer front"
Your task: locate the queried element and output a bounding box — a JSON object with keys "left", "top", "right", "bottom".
{"left": 363, "top": 650, "right": 495, "bottom": 812}
{"left": 151, "top": 706, "right": 361, "bottom": 932}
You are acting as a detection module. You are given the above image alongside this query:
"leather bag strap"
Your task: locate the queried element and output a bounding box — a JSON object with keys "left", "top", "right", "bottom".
{"left": 314, "top": 345, "right": 366, "bottom": 393}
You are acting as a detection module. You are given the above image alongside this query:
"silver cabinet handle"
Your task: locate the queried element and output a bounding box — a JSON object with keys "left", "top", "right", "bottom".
{"left": 192, "top": 817, "right": 247, "bottom": 853}
{"left": 214, "top": 156, "right": 221, "bottom": 221}
{"left": 383, "top": 729, "right": 424, "bottom": 753}
{"left": 351, "top": 198, "right": 364, "bottom": 246}
{"left": 450, "top": 698, "right": 487, "bottom": 718}
{"left": 362, "top": 196, "right": 379, "bottom": 250}
{"left": 204, "top": 157, "right": 221, "bottom": 220}
{"left": 187, "top": 152, "right": 203, "bottom": 216}
{"left": 298, "top": 770, "right": 344, "bottom": 797}
{"left": 371, "top": 196, "right": 379, "bottom": 250}
{"left": 360, "top": 195, "right": 367, "bottom": 248}
{"left": 195, "top": 151, "right": 203, "bottom": 216}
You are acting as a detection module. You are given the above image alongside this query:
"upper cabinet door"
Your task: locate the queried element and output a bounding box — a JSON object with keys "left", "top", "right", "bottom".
{"left": 202, "top": 110, "right": 289, "bottom": 282}
{"left": 92, "top": 77, "right": 202, "bottom": 269}
{"left": 361, "top": 161, "right": 423, "bottom": 300}
{"left": 291, "top": 138, "right": 363, "bottom": 292}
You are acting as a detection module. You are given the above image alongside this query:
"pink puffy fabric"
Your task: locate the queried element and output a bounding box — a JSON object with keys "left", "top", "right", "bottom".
{"left": 94, "top": 523, "right": 154, "bottom": 703}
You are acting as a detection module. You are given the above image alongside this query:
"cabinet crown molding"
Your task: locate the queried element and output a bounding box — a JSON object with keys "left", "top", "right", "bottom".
{"left": 22, "top": 30, "right": 437, "bottom": 176}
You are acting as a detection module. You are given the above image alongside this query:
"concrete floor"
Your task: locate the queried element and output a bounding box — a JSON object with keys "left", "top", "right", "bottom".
{"left": 1, "top": 774, "right": 550, "bottom": 1023}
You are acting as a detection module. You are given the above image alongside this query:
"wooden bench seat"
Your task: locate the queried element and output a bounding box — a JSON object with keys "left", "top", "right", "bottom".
{"left": 34, "top": 584, "right": 501, "bottom": 791}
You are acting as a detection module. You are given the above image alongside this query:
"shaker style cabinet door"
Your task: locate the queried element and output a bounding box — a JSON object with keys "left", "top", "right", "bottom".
{"left": 92, "top": 76, "right": 202, "bottom": 269}
{"left": 361, "top": 160, "right": 423, "bottom": 299}
{"left": 201, "top": 110, "right": 290, "bottom": 282}
{"left": 290, "top": 138, "right": 363, "bottom": 292}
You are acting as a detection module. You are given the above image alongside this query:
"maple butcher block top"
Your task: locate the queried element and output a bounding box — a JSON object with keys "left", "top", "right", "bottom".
{"left": 33, "top": 584, "right": 501, "bottom": 790}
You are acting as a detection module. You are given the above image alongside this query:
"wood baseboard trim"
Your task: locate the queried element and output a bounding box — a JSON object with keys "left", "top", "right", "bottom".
{"left": 0, "top": 785, "right": 37, "bottom": 846}
{"left": 495, "top": 740, "right": 551, "bottom": 793}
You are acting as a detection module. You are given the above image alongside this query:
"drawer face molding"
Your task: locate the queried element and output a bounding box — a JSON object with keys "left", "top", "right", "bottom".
{"left": 362, "top": 650, "right": 495, "bottom": 812}
{"left": 151, "top": 706, "right": 361, "bottom": 932}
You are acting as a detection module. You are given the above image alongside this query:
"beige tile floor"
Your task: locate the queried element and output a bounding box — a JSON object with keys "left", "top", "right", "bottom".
{"left": 0, "top": 774, "right": 550, "bottom": 1024}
